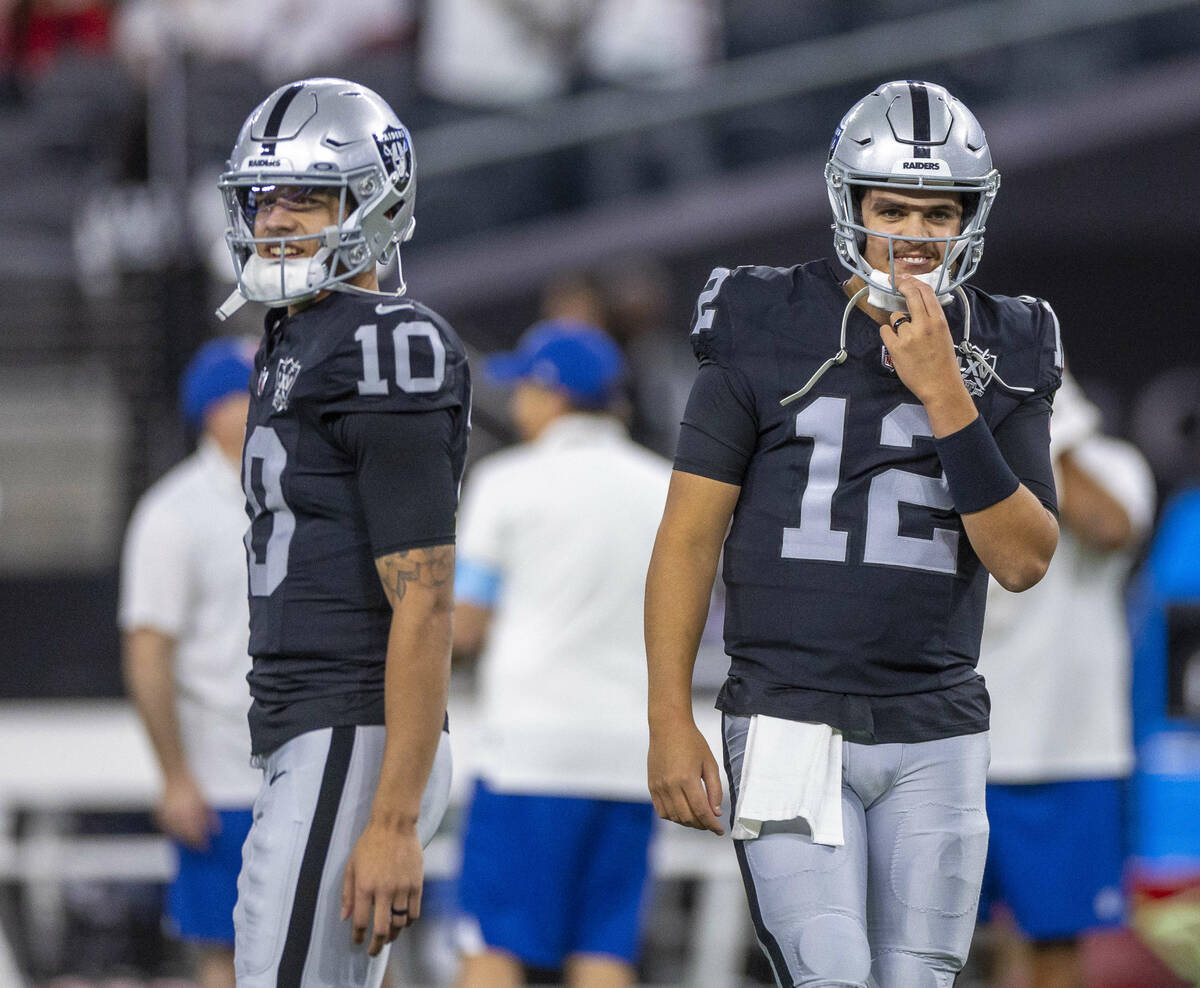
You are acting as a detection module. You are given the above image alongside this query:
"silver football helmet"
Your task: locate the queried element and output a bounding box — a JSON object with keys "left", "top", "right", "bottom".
{"left": 217, "top": 77, "right": 415, "bottom": 316}
{"left": 826, "top": 80, "right": 1000, "bottom": 309}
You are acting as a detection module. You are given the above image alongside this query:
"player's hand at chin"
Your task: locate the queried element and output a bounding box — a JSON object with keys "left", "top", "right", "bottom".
{"left": 340, "top": 820, "right": 424, "bottom": 955}
{"left": 879, "top": 274, "right": 962, "bottom": 406}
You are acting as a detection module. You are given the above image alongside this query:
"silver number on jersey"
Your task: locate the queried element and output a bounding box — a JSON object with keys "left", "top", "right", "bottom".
{"left": 781, "top": 396, "right": 850, "bottom": 562}
{"left": 355, "top": 325, "right": 388, "bottom": 395}
{"left": 781, "top": 400, "right": 960, "bottom": 575}
{"left": 864, "top": 404, "right": 958, "bottom": 573}
{"left": 243, "top": 425, "right": 295, "bottom": 596}
{"left": 355, "top": 321, "right": 447, "bottom": 395}
{"left": 691, "top": 267, "right": 732, "bottom": 336}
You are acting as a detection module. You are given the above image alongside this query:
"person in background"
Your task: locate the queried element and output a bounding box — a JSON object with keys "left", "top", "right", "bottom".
{"left": 977, "top": 370, "right": 1156, "bottom": 988}
{"left": 119, "top": 337, "right": 259, "bottom": 988}
{"left": 453, "top": 321, "right": 670, "bottom": 988}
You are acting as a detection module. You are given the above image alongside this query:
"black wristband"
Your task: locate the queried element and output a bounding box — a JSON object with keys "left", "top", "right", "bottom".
{"left": 934, "top": 414, "right": 1020, "bottom": 515}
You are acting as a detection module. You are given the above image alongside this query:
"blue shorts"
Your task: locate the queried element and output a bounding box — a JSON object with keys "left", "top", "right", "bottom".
{"left": 979, "top": 778, "right": 1126, "bottom": 941}
{"left": 168, "top": 807, "right": 253, "bottom": 946}
{"left": 456, "top": 781, "right": 656, "bottom": 968}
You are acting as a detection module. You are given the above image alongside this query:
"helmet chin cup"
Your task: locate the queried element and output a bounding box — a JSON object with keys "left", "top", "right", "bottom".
{"left": 239, "top": 251, "right": 329, "bottom": 304}
{"left": 866, "top": 266, "right": 955, "bottom": 312}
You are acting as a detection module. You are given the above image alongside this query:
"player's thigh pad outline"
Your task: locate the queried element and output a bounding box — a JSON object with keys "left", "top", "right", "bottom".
{"left": 234, "top": 725, "right": 453, "bottom": 988}
{"left": 724, "top": 714, "right": 874, "bottom": 987}
{"left": 864, "top": 732, "right": 990, "bottom": 987}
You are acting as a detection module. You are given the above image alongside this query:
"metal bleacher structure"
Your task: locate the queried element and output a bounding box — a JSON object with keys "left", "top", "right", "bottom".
{"left": 0, "top": 0, "right": 1199, "bottom": 983}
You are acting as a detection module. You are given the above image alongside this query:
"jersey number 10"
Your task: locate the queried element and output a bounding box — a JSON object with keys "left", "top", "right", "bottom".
{"left": 242, "top": 321, "right": 448, "bottom": 597}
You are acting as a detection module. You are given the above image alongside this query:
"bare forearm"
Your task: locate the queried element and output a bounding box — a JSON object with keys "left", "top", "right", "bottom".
{"left": 375, "top": 605, "right": 451, "bottom": 828}
{"left": 646, "top": 473, "right": 738, "bottom": 725}
{"left": 645, "top": 534, "right": 717, "bottom": 724}
{"left": 923, "top": 389, "right": 1057, "bottom": 590}
{"left": 122, "top": 629, "right": 189, "bottom": 780}
{"left": 373, "top": 545, "right": 455, "bottom": 829}
{"left": 451, "top": 601, "right": 491, "bottom": 666}
{"left": 961, "top": 485, "right": 1059, "bottom": 591}
{"left": 1058, "top": 452, "right": 1134, "bottom": 551}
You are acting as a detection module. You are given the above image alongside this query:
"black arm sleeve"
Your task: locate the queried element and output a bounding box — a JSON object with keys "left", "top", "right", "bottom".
{"left": 331, "top": 409, "right": 458, "bottom": 556}
{"left": 673, "top": 362, "right": 758, "bottom": 486}
{"left": 994, "top": 394, "right": 1058, "bottom": 515}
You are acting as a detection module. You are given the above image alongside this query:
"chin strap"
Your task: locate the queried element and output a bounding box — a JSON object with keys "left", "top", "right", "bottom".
{"left": 952, "top": 287, "right": 1034, "bottom": 396}
{"left": 215, "top": 255, "right": 409, "bottom": 321}
{"left": 780, "top": 286, "right": 866, "bottom": 406}
{"left": 865, "top": 266, "right": 954, "bottom": 311}
{"left": 215, "top": 287, "right": 247, "bottom": 322}
{"left": 781, "top": 285, "right": 1033, "bottom": 407}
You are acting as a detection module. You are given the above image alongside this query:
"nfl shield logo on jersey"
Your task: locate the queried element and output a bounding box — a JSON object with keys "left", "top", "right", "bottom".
{"left": 257, "top": 364, "right": 270, "bottom": 398}
{"left": 272, "top": 358, "right": 302, "bottom": 412}
{"left": 959, "top": 348, "right": 996, "bottom": 397}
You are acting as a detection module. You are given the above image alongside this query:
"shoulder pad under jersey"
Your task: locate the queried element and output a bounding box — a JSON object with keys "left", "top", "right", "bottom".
{"left": 999, "top": 293, "right": 1066, "bottom": 396}
{"left": 688, "top": 265, "right": 796, "bottom": 368}
{"left": 310, "top": 297, "right": 470, "bottom": 417}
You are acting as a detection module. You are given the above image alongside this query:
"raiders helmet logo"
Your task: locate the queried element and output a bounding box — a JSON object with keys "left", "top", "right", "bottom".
{"left": 374, "top": 126, "right": 412, "bottom": 189}
{"left": 273, "top": 357, "right": 302, "bottom": 412}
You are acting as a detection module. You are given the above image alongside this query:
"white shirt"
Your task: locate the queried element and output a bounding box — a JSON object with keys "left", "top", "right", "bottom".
{"left": 119, "top": 439, "right": 260, "bottom": 805}
{"left": 456, "top": 414, "right": 670, "bottom": 800}
{"left": 418, "top": 0, "right": 582, "bottom": 106}
{"left": 980, "top": 433, "right": 1156, "bottom": 782}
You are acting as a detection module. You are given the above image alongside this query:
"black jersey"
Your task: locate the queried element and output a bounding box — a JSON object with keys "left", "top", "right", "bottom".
{"left": 676, "top": 260, "right": 1062, "bottom": 743}
{"left": 241, "top": 291, "right": 470, "bottom": 754}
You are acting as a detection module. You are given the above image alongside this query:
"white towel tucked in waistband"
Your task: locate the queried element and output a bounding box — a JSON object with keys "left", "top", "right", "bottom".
{"left": 731, "top": 715, "right": 844, "bottom": 846}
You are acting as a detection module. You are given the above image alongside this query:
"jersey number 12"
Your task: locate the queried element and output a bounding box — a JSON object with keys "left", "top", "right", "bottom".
{"left": 781, "top": 396, "right": 960, "bottom": 575}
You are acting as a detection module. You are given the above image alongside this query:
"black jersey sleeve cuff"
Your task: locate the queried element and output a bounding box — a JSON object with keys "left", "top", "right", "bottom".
{"left": 674, "top": 363, "right": 757, "bottom": 485}
{"left": 993, "top": 394, "right": 1058, "bottom": 515}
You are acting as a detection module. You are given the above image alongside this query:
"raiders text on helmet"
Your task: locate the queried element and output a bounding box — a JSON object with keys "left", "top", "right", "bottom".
{"left": 218, "top": 78, "right": 416, "bottom": 311}
{"left": 826, "top": 80, "right": 1000, "bottom": 308}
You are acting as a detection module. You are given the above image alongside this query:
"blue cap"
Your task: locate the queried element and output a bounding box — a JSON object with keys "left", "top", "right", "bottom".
{"left": 180, "top": 337, "right": 256, "bottom": 427}
{"left": 484, "top": 321, "right": 626, "bottom": 409}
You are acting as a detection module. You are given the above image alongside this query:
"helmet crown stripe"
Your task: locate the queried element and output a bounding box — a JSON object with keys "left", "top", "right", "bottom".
{"left": 907, "top": 81, "right": 932, "bottom": 157}
{"left": 259, "top": 83, "right": 304, "bottom": 156}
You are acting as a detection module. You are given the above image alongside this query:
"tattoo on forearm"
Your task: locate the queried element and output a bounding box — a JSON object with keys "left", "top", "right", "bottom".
{"left": 376, "top": 546, "right": 455, "bottom": 604}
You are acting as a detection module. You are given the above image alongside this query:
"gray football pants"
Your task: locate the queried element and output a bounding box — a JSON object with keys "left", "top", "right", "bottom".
{"left": 234, "top": 725, "right": 452, "bottom": 988}
{"left": 723, "top": 715, "right": 989, "bottom": 988}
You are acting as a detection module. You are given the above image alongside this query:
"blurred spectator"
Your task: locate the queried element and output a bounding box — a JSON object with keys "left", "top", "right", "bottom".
{"left": 416, "top": 0, "right": 594, "bottom": 235}
{"left": 595, "top": 253, "right": 692, "bottom": 457}
{"left": 119, "top": 338, "right": 260, "bottom": 988}
{"left": 113, "top": 0, "right": 412, "bottom": 85}
{"left": 0, "top": 0, "right": 111, "bottom": 80}
{"left": 452, "top": 322, "right": 670, "bottom": 987}
{"left": 418, "top": 0, "right": 588, "bottom": 109}
{"left": 539, "top": 269, "right": 608, "bottom": 327}
{"left": 977, "top": 370, "right": 1156, "bottom": 988}
{"left": 579, "top": 0, "right": 721, "bottom": 201}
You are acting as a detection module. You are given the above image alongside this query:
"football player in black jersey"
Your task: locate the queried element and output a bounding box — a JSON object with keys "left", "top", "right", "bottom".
{"left": 216, "top": 78, "right": 470, "bottom": 987}
{"left": 645, "top": 81, "right": 1062, "bottom": 986}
